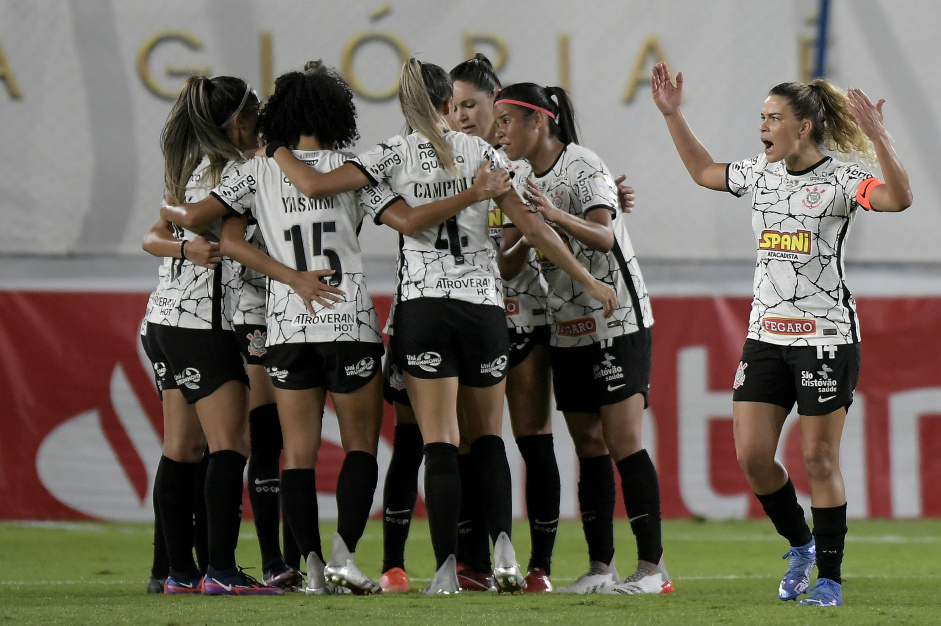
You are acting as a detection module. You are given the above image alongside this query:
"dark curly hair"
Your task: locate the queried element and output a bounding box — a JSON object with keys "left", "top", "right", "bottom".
{"left": 259, "top": 60, "right": 359, "bottom": 149}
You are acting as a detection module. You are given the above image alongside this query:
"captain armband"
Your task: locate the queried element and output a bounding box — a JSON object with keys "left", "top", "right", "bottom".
{"left": 856, "top": 177, "right": 884, "bottom": 211}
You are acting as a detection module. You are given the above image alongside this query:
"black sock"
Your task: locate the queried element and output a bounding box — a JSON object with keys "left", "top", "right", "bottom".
{"left": 281, "top": 468, "right": 322, "bottom": 561}
{"left": 423, "top": 442, "right": 461, "bottom": 569}
{"left": 471, "top": 435, "right": 513, "bottom": 542}
{"left": 517, "top": 434, "right": 560, "bottom": 573}
{"left": 154, "top": 455, "right": 199, "bottom": 578}
{"left": 282, "top": 507, "right": 301, "bottom": 571}
{"left": 812, "top": 504, "right": 847, "bottom": 584}
{"left": 336, "top": 451, "right": 378, "bottom": 553}
{"left": 755, "top": 478, "right": 813, "bottom": 547}
{"left": 150, "top": 491, "right": 169, "bottom": 579}
{"left": 247, "top": 403, "right": 285, "bottom": 567}
{"left": 204, "top": 450, "right": 247, "bottom": 573}
{"left": 381, "top": 424, "right": 423, "bottom": 572}
{"left": 578, "top": 455, "right": 615, "bottom": 565}
{"left": 457, "top": 452, "right": 491, "bottom": 572}
{"left": 192, "top": 448, "right": 209, "bottom": 573}
{"left": 616, "top": 449, "right": 663, "bottom": 564}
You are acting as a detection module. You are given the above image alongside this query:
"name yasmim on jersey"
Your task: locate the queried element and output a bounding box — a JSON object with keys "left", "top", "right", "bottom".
{"left": 282, "top": 196, "right": 335, "bottom": 213}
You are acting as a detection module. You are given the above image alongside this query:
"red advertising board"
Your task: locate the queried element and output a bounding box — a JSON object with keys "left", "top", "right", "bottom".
{"left": 1, "top": 292, "right": 939, "bottom": 520}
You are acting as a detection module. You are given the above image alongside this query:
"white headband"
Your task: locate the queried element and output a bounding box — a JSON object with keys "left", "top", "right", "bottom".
{"left": 219, "top": 84, "right": 252, "bottom": 128}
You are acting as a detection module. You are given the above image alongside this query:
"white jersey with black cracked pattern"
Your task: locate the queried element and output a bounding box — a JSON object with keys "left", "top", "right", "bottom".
{"left": 146, "top": 156, "right": 242, "bottom": 331}
{"left": 232, "top": 223, "right": 268, "bottom": 327}
{"left": 727, "top": 154, "right": 879, "bottom": 346}
{"left": 212, "top": 150, "right": 396, "bottom": 345}
{"left": 517, "top": 143, "right": 653, "bottom": 348}
{"left": 351, "top": 131, "right": 506, "bottom": 308}
{"left": 489, "top": 157, "right": 550, "bottom": 329}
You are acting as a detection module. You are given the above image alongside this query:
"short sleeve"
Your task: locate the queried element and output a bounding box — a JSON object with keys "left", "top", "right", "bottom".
{"left": 836, "top": 163, "right": 878, "bottom": 211}
{"left": 358, "top": 180, "right": 401, "bottom": 224}
{"left": 727, "top": 156, "right": 761, "bottom": 197}
{"left": 211, "top": 159, "right": 257, "bottom": 216}
{"left": 564, "top": 152, "right": 617, "bottom": 217}
{"left": 350, "top": 137, "right": 406, "bottom": 186}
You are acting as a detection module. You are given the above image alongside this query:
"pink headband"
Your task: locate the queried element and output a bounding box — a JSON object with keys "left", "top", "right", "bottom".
{"left": 494, "top": 98, "right": 556, "bottom": 120}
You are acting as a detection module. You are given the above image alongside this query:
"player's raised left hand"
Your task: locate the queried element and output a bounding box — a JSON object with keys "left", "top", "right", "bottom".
{"left": 846, "top": 87, "right": 887, "bottom": 140}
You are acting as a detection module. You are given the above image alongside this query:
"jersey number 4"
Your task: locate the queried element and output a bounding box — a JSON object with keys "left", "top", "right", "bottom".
{"left": 284, "top": 222, "right": 343, "bottom": 286}
{"left": 435, "top": 216, "right": 468, "bottom": 265}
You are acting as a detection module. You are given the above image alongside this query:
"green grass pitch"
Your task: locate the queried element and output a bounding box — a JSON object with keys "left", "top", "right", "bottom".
{"left": 1, "top": 518, "right": 939, "bottom": 624}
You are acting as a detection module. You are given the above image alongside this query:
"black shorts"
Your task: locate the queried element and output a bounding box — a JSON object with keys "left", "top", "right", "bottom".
{"left": 732, "top": 339, "right": 860, "bottom": 416}
{"left": 382, "top": 338, "right": 411, "bottom": 407}
{"left": 143, "top": 323, "right": 248, "bottom": 403}
{"left": 508, "top": 325, "right": 551, "bottom": 370}
{"left": 392, "top": 298, "right": 510, "bottom": 387}
{"left": 264, "top": 341, "right": 383, "bottom": 393}
{"left": 550, "top": 328, "right": 652, "bottom": 413}
{"left": 235, "top": 323, "right": 268, "bottom": 366}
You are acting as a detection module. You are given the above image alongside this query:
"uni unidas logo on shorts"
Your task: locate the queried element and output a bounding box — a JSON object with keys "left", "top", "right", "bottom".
{"left": 480, "top": 355, "right": 508, "bottom": 377}
{"left": 265, "top": 366, "right": 289, "bottom": 382}
{"left": 344, "top": 357, "right": 376, "bottom": 378}
{"left": 173, "top": 367, "right": 201, "bottom": 390}
{"left": 406, "top": 352, "right": 442, "bottom": 373}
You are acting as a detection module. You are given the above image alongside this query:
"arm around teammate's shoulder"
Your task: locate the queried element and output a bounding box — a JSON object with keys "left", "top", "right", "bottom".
{"left": 267, "top": 146, "right": 369, "bottom": 199}
{"left": 160, "top": 195, "right": 228, "bottom": 232}
{"left": 377, "top": 159, "right": 509, "bottom": 236}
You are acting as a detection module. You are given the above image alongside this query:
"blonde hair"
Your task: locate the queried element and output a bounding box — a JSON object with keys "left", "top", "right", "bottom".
{"left": 770, "top": 79, "right": 877, "bottom": 162}
{"left": 160, "top": 76, "right": 256, "bottom": 203}
{"left": 398, "top": 58, "right": 457, "bottom": 174}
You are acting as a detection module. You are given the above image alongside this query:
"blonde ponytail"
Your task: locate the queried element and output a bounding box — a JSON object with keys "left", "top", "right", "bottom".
{"left": 398, "top": 58, "right": 458, "bottom": 175}
{"left": 769, "top": 80, "right": 877, "bottom": 163}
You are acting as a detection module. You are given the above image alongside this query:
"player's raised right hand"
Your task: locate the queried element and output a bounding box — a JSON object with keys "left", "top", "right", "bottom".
{"left": 651, "top": 62, "right": 683, "bottom": 116}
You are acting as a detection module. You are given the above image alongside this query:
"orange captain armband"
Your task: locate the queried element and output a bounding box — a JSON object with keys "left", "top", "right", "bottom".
{"left": 856, "top": 177, "right": 883, "bottom": 211}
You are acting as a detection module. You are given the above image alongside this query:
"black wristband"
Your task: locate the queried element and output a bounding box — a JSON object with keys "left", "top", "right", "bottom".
{"left": 265, "top": 141, "right": 286, "bottom": 158}
{"left": 180, "top": 240, "right": 187, "bottom": 261}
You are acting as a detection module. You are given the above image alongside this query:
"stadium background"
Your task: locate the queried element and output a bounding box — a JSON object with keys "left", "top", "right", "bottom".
{"left": 1, "top": 0, "right": 939, "bottom": 523}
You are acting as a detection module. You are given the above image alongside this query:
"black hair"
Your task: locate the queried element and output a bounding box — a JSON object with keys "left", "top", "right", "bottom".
{"left": 449, "top": 53, "right": 501, "bottom": 96}
{"left": 496, "top": 82, "right": 579, "bottom": 145}
{"left": 259, "top": 60, "right": 359, "bottom": 150}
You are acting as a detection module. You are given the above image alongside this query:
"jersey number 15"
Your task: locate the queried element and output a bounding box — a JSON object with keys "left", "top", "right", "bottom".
{"left": 284, "top": 222, "right": 343, "bottom": 286}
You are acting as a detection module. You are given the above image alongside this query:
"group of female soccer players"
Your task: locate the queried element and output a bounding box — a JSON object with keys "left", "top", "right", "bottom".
{"left": 141, "top": 48, "right": 911, "bottom": 608}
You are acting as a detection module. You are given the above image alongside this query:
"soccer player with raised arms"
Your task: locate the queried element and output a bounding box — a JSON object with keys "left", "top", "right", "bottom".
{"left": 651, "top": 60, "right": 912, "bottom": 606}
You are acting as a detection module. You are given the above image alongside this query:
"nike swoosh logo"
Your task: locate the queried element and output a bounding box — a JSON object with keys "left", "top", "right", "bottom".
{"left": 385, "top": 508, "right": 412, "bottom": 516}
{"left": 254, "top": 478, "right": 279, "bottom": 485}
{"left": 818, "top": 395, "right": 837, "bottom": 403}
{"left": 607, "top": 384, "right": 626, "bottom": 392}
{"left": 213, "top": 580, "right": 234, "bottom": 591}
